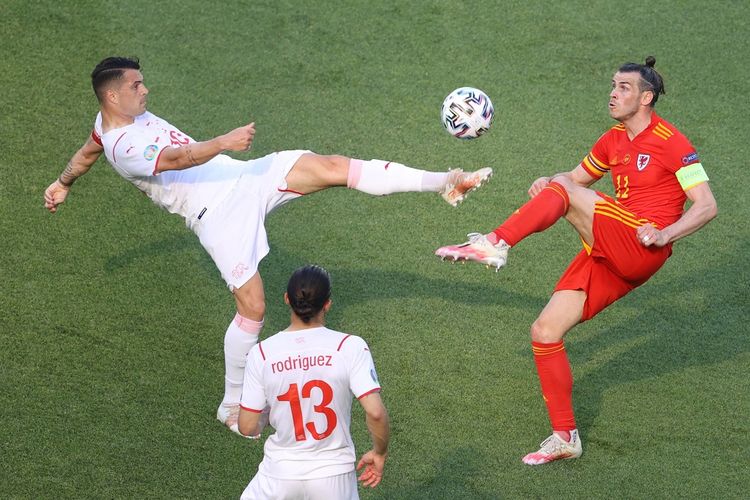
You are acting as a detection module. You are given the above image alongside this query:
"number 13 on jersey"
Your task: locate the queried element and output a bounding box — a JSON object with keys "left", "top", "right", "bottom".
{"left": 277, "top": 380, "right": 338, "bottom": 441}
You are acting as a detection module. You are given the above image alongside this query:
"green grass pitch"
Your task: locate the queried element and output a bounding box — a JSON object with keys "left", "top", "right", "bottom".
{"left": 1, "top": 0, "right": 748, "bottom": 498}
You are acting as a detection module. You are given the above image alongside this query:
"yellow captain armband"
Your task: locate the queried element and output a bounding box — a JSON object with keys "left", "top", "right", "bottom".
{"left": 676, "top": 162, "right": 709, "bottom": 190}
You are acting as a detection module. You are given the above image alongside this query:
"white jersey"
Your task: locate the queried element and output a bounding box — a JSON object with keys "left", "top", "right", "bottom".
{"left": 92, "top": 111, "right": 245, "bottom": 227}
{"left": 241, "top": 327, "right": 381, "bottom": 480}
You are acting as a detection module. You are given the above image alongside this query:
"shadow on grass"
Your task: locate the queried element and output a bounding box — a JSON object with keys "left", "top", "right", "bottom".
{"left": 103, "top": 233, "right": 542, "bottom": 311}
{"left": 569, "top": 245, "right": 749, "bottom": 438}
{"left": 103, "top": 234, "right": 201, "bottom": 273}
{"left": 373, "top": 446, "right": 496, "bottom": 500}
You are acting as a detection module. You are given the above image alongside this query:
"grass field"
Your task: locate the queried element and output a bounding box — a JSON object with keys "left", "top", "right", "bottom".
{"left": 2, "top": 0, "right": 748, "bottom": 498}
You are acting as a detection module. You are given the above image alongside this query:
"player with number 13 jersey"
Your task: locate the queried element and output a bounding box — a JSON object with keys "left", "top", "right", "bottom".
{"left": 239, "top": 266, "right": 388, "bottom": 499}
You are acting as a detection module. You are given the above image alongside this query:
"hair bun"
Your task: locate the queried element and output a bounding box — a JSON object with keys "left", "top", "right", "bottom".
{"left": 645, "top": 56, "right": 656, "bottom": 68}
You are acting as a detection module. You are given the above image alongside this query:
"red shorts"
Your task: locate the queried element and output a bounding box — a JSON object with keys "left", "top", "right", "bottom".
{"left": 555, "top": 194, "right": 672, "bottom": 321}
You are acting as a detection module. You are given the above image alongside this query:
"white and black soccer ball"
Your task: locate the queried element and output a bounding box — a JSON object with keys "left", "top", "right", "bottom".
{"left": 440, "top": 87, "right": 494, "bottom": 139}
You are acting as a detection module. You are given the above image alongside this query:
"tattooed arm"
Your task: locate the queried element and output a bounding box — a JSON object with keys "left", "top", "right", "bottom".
{"left": 44, "top": 135, "right": 104, "bottom": 213}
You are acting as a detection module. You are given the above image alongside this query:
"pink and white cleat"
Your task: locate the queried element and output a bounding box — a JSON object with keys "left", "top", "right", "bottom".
{"left": 522, "top": 430, "right": 582, "bottom": 465}
{"left": 440, "top": 167, "right": 493, "bottom": 206}
{"left": 435, "top": 232, "right": 510, "bottom": 271}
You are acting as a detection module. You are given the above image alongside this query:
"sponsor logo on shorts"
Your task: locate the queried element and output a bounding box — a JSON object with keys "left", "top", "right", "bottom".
{"left": 143, "top": 144, "right": 159, "bottom": 161}
{"left": 682, "top": 152, "right": 699, "bottom": 164}
{"left": 637, "top": 153, "right": 651, "bottom": 171}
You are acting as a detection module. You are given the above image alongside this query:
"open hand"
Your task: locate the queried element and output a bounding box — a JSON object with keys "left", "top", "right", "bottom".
{"left": 357, "top": 450, "right": 386, "bottom": 488}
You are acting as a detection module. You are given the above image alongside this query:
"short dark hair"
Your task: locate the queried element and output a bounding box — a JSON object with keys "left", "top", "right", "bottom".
{"left": 91, "top": 57, "right": 141, "bottom": 102}
{"left": 618, "top": 56, "right": 665, "bottom": 106}
{"left": 286, "top": 265, "right": 332, "bottom": 323}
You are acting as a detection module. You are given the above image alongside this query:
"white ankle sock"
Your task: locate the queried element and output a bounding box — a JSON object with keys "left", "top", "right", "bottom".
{"left": 347, "top": 159, "right": 444, "bottom": 195}
{"left": 222, "top": 313, "right": 263, "bottom": 405}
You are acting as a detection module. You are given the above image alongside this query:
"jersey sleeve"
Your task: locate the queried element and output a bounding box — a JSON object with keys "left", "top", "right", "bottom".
{"left": 580, "top": 129, "right": 616, "bottom": 179}
{"left": 662, "top": 131, "right": 709, "bottom": 190}
{"left": 92, "top": 113, "right": 103, "bottom": 146}
{"left": 110, "top": 130, "right": 168, "bottom": 177}
{"left": 342, "top": 336, "right": 381, "bottom": 399}
{"left": 240, "top": 344, "right": 267, "bottom": 412}
{"left": 663, "top": 133, "right": 700, "bottom": 173}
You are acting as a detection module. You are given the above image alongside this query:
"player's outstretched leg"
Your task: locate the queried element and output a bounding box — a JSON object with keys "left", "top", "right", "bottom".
{"left": 435, "top": 181, "right": 573, "bottom": 270}
{"left": 346, "top": 159, "right": 492, "bottom": 206}
{"left": 435, "top": 233, "right": 510, "bottom": 271}
{"left": 522, "top": 430, "right": 582, "bottom": 465}
{"left": 286, "top": 154, "right": 492, "bottom": 206}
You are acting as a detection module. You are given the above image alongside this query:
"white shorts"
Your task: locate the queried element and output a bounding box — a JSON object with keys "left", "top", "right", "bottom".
{"left": 193, "top": 150, "right": 309, "bottom": 290}
{"left": 240, "top": 470, "right": 358, "bottom": 500}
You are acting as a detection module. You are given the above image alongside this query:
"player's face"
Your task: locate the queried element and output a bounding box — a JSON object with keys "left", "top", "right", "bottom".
{"left": 608, "top": 71, "right": 650, "bottom": 121}
{"left": 115, "top": 69, "right": 149, "bottom": 117}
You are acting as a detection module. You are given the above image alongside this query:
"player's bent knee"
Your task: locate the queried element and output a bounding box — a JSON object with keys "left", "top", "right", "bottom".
{"left": 530, "top": 319, "right": 564, "bottom": 344}
{"left": 233, "top": 291, "right": 266, "bottom": 321}
{"left": 549, "top": 174, "right": 575, "bottom": 191}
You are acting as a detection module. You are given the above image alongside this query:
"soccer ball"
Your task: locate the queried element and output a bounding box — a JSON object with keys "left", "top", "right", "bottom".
{"left": 440, "top": 87, "right": 494, "bottom": 139}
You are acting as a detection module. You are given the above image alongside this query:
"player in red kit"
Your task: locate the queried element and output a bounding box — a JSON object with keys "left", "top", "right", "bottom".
{"left": 435, "top": 57, "right": 717, "bottom": 464}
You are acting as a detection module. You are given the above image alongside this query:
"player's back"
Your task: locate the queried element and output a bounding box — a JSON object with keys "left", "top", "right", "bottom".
{"left": 246, "top": 326, "right": 378, "bottom": 480}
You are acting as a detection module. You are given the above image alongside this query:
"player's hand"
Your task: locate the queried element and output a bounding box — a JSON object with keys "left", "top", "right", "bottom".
{"left": 44, "top": 180, "right": 70, "bottom": 213}
{"left": 356, "top": 450, "right": 386, "bottom": 488}
{"left": 528, "top": 176, "right": 551, "bottom": 198}
{"left": 637, "top": 224, "right": 668, "bottom": 247}
{"left": 221, "top": 122, "right": 255, "bottom": 151}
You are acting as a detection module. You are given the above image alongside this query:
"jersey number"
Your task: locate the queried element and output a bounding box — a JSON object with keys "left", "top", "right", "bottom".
{"left": 277, "top": 380, "right": 337, "bottom": 441}
{"left": 615, "top": 174, "right": 630, "bottom": 199}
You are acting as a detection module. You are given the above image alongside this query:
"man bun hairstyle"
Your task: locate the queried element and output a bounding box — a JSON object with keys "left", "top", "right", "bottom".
{"left": 91, "top": 56, "right": 141, "bottom": 102}
{"left": 287, "top": 265, "right": 332, "bottom": 324}
{"left": 618, "top": 56, "right": 665, "bottom": 106}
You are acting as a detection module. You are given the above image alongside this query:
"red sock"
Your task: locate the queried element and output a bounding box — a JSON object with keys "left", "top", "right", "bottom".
{"left": 532, "top": 341, "right": 576, "bottom": 432}
{"left": 492, "top": 182, "right": 569, "bottom": 246}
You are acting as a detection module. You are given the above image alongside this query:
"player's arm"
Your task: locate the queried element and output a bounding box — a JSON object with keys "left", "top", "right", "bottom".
{"left": 44, "top": 135, "right": 104, "bottom": 213}
{"left": 155, "top": 122, "right": 256, "bottom": 173}
{"left": 238, "top": 407, "right": 263, "bottom": 438}
{"left": 528, "top": 164, "right": 599, "bottom": 197}
{"left": 356, "top": 392, "right": 389, "bottom": 488}
{"left": 638, "top": 181, "right": 717, "bottom": 247}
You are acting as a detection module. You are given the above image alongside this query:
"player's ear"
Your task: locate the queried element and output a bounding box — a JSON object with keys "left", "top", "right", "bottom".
{"left": 641, "top": 89, "right": 654, "bottom": 107}
{"left": 323, "top": 299, "right": 332, "bottom": 312}
{"left": 105, "top": 87, "right": 119, "bottom": 105}
{"left": 283, "top": 292, "right": 290, "bottom": 305}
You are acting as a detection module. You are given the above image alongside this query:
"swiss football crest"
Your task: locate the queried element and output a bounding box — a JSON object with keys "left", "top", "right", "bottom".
{"left": 636, "top": 154, "right": 651, "bottom": 171}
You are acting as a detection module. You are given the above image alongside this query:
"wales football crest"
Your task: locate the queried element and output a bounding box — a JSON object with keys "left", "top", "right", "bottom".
{"left": 637, "top": 154, "right": 651, "bottom": 171}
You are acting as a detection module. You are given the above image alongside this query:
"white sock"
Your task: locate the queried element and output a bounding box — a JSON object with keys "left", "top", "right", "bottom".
{"left": 222, "top": 313, "right": 263, "bottom": 405}
{"left": 347, "top": 159, "right": 448, "bottom": 195}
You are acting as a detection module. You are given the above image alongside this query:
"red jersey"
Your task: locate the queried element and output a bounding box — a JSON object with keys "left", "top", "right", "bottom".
{"left": 580, "top": 112, "right": 700, "bottom": 228}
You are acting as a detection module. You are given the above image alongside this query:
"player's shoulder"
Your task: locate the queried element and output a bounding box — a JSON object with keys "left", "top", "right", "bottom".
{"left": 593, "top": 122, "right": 626, "bottom": 147}
{"left": 258, "top": 327, "right": 365, "bottom": 353}
{"left": 649, "top": 113, "right": 691, "bottom": 143}
{"left": 332, "top": 332, "right": 372, "bottom": 360}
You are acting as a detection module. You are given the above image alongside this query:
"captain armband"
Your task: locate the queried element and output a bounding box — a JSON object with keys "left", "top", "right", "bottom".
{"left": 676, "top": 162, "right": 709, "bottom": 190}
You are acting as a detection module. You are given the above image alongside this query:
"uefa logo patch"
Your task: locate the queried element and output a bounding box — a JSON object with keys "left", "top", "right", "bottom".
{"left": 682, "top": 152, "right": 699, "bottom": 165}
{"left": 143, "top": 144, "right": 159, "bottom": 161}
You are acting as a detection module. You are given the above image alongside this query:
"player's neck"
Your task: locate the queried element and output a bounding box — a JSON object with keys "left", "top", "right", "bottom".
{"left": 100, "top": 107, "right": 137, "bottom": 133}
{"left": 622, "top": 109, "right": 653, "bottom": 140}
{"left": 286, "top": 313, "right": 326, "bottom": 331}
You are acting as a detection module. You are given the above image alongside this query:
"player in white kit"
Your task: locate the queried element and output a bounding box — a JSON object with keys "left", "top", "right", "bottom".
{"left": 43, "top": 57, "right": 490, "bottom": 436}
{"left": 238, "top": 265, "right": 388, "bottom": 499}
